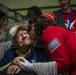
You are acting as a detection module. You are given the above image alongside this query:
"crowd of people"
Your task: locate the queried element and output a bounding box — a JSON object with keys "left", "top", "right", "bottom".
{"left": 0, "top": 0, "right": 76, "bottom": 75}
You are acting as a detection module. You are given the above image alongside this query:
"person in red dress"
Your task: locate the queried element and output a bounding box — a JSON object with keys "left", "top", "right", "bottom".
{"left": 7, "top": 13, "right": 76, "bottom": 75}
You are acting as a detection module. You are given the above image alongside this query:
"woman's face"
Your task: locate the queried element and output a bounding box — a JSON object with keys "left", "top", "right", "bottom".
{"left": 29, "top": 23, "right": 37, "bottom": 41}
{"left": 13, "top": 28, "right": 31, "bottom": 47}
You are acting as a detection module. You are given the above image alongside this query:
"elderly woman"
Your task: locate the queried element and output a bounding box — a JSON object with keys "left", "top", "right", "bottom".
{"left": 0, "top": 24, "right": 49, "bottom": 75}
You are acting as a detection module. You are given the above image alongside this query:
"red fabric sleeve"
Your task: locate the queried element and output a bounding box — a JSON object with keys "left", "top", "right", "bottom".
{"left": 42, "top": 26, "right": 70, "bottom": 73}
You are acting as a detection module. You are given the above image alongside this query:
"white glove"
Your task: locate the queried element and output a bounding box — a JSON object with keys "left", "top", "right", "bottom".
{"left": 19, "top": 57, "right": 32, "bottom": 71}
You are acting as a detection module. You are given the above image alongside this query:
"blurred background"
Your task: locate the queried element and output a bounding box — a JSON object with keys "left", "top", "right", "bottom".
{"left": 0, "top": 0, "right": 76, "bottom": 24}
{"left": 0, "top": 0, "right": 76, "bottom": 42}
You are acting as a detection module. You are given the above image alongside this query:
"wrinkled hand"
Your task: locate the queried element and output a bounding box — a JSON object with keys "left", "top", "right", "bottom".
{"left": 12, "top": 57, "right": 32, "bottom": 71}
{"left": 7, "top": 64, "right": 22, "bottom": 74}
{"left": 12, "top": 57, "right": 22, "bottom": 67}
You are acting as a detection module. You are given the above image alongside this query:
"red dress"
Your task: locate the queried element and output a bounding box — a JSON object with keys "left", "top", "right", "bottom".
{"left": 42, "top": 26, "right": 76, "bottom": 75}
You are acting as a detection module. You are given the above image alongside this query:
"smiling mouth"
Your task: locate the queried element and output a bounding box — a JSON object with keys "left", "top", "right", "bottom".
{"left": 22, "top": 37, "right": 31, "bottom": 41}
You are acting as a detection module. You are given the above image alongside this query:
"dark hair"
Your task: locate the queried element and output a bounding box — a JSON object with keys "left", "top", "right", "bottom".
{"left": 34, "top": 16, "right": 59, "bottom": 36}
{"left": 28, "top": 18, "right": 37, "bottom": 25}
{"left": 0, "top": 10, "right": 7, "bottom": 19}
{"left": 27, "top": 6, "right": 42, "bottom": 18}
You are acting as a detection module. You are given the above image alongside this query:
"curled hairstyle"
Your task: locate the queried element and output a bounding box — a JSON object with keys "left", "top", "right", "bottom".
{"left": 34, "top": 16, "right": 58, "bottom": 36}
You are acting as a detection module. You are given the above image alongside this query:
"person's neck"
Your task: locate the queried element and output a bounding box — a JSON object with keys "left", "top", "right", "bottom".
{"left": 62, "top": 7, "right": 72, "bottom": 13}
{"left": 18, "top": 46, "right": 30, "bottom": 55}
